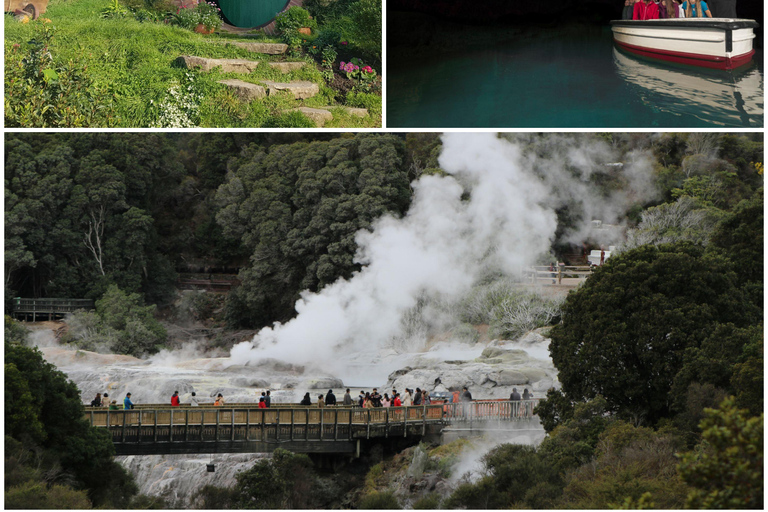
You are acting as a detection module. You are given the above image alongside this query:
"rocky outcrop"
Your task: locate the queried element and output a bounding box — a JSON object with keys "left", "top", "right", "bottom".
{"left": 385, "top": 329, "right": 558, "bottom": 399}
{"left": 176, "top": 55, "right": 260, "bottom": 73}
{"left": 118, "top": 454, "right": 263, "bottom": 508}
{"left": 269, "top": 62, "right": 306, "bottom": 73}
{"left": 217, "top": 79, "right": 267, "bottom": 101}
{"left": 227, "top": 42, "right": 288, "bottom": 55}
{"left": 261, "top": 80, "right": 319, "bottom": 99}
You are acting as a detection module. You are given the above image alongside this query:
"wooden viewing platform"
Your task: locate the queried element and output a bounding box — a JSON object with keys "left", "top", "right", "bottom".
{"left": 11, "top": 297, "right": 94, "bottom": 321}
{"left": 85, "top": 401, "right": 539, "bottom": 456}
{"left": 523, "top": 265, "right": 593, "bottom": 286}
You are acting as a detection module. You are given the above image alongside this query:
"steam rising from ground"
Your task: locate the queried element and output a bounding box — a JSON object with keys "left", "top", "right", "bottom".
{"left": 229, "top": 133, "right": 655, "bottom": 374}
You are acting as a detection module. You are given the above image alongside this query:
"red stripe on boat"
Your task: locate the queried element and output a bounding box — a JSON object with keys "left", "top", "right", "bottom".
{"left": 614, "top": 40, "right": 755, "bottom": 70}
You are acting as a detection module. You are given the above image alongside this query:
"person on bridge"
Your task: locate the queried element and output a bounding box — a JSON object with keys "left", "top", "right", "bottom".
{"left": 510, "top": 388, "right": 521, "bottom": 401}
{"left": 403, "top": 389, "right": 413, "bottom": 407}
{"left": 109, "top": 400, "right": 119, "bottom": 410}
{"left": 214, "top": 393, "right": 225, "bottom": 406}
{"left": 171, "top": 391, "right": 180, "bottom": 407}
{"left": 318, "top": 394, "right": 326, "bottom": 408}
{"left": 509, "top": 388, "right": 522, "bottom": 418}
{"left": 413, "top": 388, "right": 422, "bottom": 406}
{"left": 266, "top": 390, "right": 272, "bottom": 407}
{"left": 90, "top": 393, "right": 102, "bottom": 407}
{"left": 461, "top": 387, "right": 472, "bottom": 401}
{"left": 102, "top": 393, "right": 110, "bottom": 407}
{"left": 522, "top": 388, "right": 532, "bottom": 400}
{"left": 382, "top": 393, "right": 391, "bottom": 407}
{"left": 258, "top": 396, "right": 267, "bottom": 408}
{"left": 124, "top": 393, "right": 134, "bottom": 410}
{"left": 300, "top": 392, "right": 312, "bottom": 406}
{"left": 326, "top": 389, "right": 337, "bottom": 406}
{"left": 392, "top": 393, "right": 402, "bottom": 407}
{"left": 371, "top": 388, "right": 382, "bottom": 407}
{"left": 190, "top": 392, "right": 199, "bottom": 406}
{"left": 358, "top": 391, "right": 365, "bottom": 407}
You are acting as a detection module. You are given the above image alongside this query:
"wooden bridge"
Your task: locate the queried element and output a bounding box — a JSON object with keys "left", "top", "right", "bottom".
{"left": 85, "top": 401, "right": 539, "bottom": 456}
{"left": 11, "top": 297, "right": 94, "bottom": 321}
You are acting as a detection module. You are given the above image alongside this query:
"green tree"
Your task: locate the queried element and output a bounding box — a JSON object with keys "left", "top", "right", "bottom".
{"left": 231, "top": 448, "right": 318, "bottom": 509}
{"left": 678, "top": 398, "right": 763, "bottom": 509}
{"left": 548, "top": 242, "right": 753, "bottom": 426}
{"left": 4, "top": 341, "right": 138, "bottom": 507}
{"left": 218, "top": 135, "right": 411, "bottom": 328}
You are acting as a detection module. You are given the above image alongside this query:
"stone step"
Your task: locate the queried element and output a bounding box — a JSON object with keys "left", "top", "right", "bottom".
{"left": 291, "top": 107, "right": 333, "bottom": 127}
{"left": 227, "top": 42, "right": 287, "bottom": 55}
{"left": 261, "top": 80, "right": 319, "bottom": 100}
{"left": 269, "top": 62, "right": 306, "bottom": 73}
{"left": 319, "top": 106, "right": 369, "bottom": 118}
{"left": 177, "top": 55, "right": 259, "bottom": 73}
{"left": 217, "top": 79, "right": 266, "bottom": 101}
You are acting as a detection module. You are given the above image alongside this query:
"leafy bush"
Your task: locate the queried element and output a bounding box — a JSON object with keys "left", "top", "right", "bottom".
{"left": 5, "top": 481, "right": 92, "bottom": 509}
{"left": 413, "top": 493, "right": 442, "bottom": 509}
{"left": 274, "top": 6, "right": 317, "bottom": 48}
{"left": 5, "top": 316, "right": 30, "bottom": 346}
{"left": 678, "top": 397, "right": 763, "bottom": 509}
{"left": 358, "top": 491, "right": 401, "bottom": 509}
{"left": 4, "top": 24, "right": 115, "bottom": 127}
{"left": 168, "top": 1, "right": 222, "bottom": 30}
{"left": 64, "top": 284, "right": 167, "bottom": 356}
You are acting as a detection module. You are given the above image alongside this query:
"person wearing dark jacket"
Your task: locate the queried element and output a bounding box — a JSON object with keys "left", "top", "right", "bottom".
{"left": 326, "top": 389, "right": 337, "bottom": 406}
{"left": 265, "top": 390, "right": 272, "bottom": 407}
{"left": 300, "top": 393, "right": 312, "bottom": 406}
{"left": 90, "top": 393, "right": 102, "bottom": 407}
{"left": 413, "top": 388, "right": 422, "bottom": 405}
{"left": 509, "top": 388, "right": 521, "bottom": 401}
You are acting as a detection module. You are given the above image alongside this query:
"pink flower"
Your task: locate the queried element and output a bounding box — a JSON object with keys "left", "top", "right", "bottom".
{"left": 341, "top": 41, "right": 348, "bottom": 45}
{"left": 363, "top": 66, "right": 373, "bottom": 73}
{"left": 339, "top": 61, "right": 345, "bottom": 70}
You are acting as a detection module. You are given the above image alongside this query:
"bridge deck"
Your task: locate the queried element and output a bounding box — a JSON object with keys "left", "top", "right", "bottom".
{"left": 87, "top": 401, "right": 538, "bottom": 455}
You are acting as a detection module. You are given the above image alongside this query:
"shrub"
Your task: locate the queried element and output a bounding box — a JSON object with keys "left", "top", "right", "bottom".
{"left": 274, "top": 6, "right": 317, "bottom": 48}
{"left": 5, "top": 24, "right": 115, "bottom": 127}
{"left": 5, "top": 481, "right": 92, "bottom": 509}
{"left": 358, "top": 491, "right": 401, "bottom": 509}
{"left": 413, "top": 493, "right": 442, "bottom": 509}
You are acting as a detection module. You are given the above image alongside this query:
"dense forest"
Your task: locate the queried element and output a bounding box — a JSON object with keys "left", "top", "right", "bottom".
{"left": 4, "top": 132, "right": 763, "bottom": 508}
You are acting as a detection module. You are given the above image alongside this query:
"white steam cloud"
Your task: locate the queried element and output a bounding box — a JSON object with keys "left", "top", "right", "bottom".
{"left": 228, "top": 133, "right": 655, "bottom": 375}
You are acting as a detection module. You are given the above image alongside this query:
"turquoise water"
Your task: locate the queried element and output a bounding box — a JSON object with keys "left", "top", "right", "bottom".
{"left": 387, "top": 25, "right": 764, "bottom": 128}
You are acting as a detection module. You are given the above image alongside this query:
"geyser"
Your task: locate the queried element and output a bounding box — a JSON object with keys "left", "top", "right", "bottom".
{"left": 228, "top": 133, "right": 655, "bottom": 382}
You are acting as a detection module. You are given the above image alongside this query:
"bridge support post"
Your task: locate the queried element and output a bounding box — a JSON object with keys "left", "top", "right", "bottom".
{"left": 291, "top": 410, "right": 295, "bottom": 441}
{"left": 185, "top": 410, "right": 189, "bottom": 442}
{"left": 366, "top": 409, "right": 371, "bottom": 439}
{"left": 306, "top": 409, "right": 310, "bottom": 441}
{"left": 246, "top": 410, "right": 250, "bottom": 441}
{"left": 121, "top": 411, "right": 127, "bottom": 443}
{"left": 138, "top": 411, "right": 142, "bottom": 444}
{"left": 320, "top": 410, "right": 324, "bottom": 441}
{"left": 214, "top": 410, "right": 219, "bottom": 442}
{"left": 403, "top": 407, "right": 407, "bottom": 437}
{"left": 276, "top": 411, "right": 280, "bottom": 441}
{"left": 154, "top": 410, "right": 158, "bottom": 442}
{"left": 231, "top": 409, "right": 235, "bottom": 441}
{"left": 385, "top": 408, "right": 389, "bottom": 438}
{"left": 170, "top": 410, "right": 174, "bottom": 442}
{"left": 334, "top": 410, "right": 338, "bottom": 441}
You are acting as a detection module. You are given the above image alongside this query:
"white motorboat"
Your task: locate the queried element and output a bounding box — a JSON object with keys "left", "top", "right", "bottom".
{"left": 610, "top": 18, "right": 758, "bottom": 70}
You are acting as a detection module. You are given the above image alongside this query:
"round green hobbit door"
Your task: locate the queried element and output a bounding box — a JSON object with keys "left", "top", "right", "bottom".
{"left": 216, "top": 0, "right": 290, "bottom": 28}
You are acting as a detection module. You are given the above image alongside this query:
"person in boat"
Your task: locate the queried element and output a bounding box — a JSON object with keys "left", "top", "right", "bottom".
{"left": 633, "top": 0, "right": 660, "bottom": 19}
{"left": 300, "top": 392, "right": 312, "bottom": 406}
{"left": 653, "top": 0, "right": 667, "bottom": 18}
{"left": 622, "top": 0, "right": 635, "bottom": 20}
{"left": 682, "top": 0, "right": 712, "bottom": 17}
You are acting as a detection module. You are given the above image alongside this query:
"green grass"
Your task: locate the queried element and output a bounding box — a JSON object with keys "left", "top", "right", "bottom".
{"left": 4, "top": 0, "right": 381, "bottom": 127}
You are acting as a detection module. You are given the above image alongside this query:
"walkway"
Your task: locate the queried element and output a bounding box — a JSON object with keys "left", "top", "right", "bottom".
{"left": 86, "top": 400, "right": 539, "bottom": 455}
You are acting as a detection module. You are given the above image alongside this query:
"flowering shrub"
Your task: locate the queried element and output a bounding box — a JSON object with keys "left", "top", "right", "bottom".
{"left": 168, "top": 1, "right": 221, "bottom": 31}
{"left": 339, "top": 57, "right": 377, "bottom": 90}
{"left": 151, "top": 72, "right": 202, "bottom": 127}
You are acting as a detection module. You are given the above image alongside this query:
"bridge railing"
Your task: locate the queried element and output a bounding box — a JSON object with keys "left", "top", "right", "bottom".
{"left": 443, "top": 400, "right": 540, "bottom": 421}
{"left": 85, "top": 404, "right": 447, "bottom": 445}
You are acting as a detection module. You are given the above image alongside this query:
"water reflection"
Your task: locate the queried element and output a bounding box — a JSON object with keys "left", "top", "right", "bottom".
{"left": 612, "top": 47, "right": 763, "bottom": 127}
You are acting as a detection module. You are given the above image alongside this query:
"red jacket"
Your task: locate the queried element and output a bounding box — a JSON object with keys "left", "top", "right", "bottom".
{"left": 258, "top": 401, "right": 266, "bottom": 408}
{"left": 633, "top": 1, "right": 660, "bottom": 19}
{"left": 393, "top": 397, "right": 402, "bottom": 407}
{"left": 171, "top": 395, "right": 180, "bottom": 406}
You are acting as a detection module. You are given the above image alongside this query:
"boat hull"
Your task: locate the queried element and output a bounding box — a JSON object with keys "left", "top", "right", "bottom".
{"left": 610, "top": 19, "right": 758, "bottom": 70}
